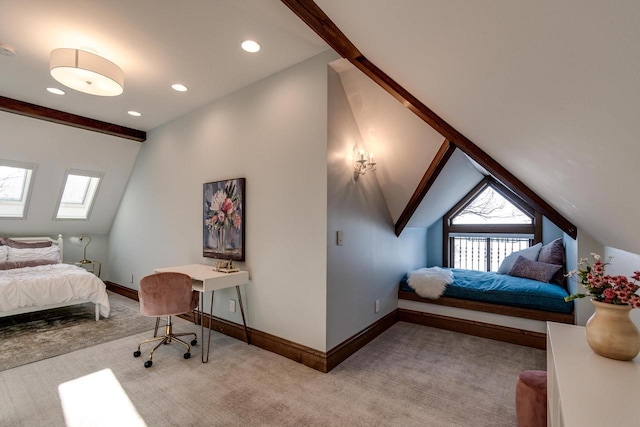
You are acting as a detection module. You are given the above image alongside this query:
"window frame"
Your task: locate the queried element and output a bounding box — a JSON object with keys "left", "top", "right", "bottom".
{"left": 53, "top": 169, "right": 103, "bottom": 221}
{"left": 0, "top": 160, "right": 37, "bottom": 220}
{"left": 442, "top": 177, "right": 542, "bottom": 269}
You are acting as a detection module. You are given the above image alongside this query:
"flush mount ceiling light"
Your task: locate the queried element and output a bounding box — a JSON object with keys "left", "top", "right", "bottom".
{"left": 127, "top": 110, "right": 141, "bottom": 117}
{"left": 241, "top": 40, "right": 261, "bottom": 53}
{"left": 49, "top": 48, "right": 124, "bottom": 96}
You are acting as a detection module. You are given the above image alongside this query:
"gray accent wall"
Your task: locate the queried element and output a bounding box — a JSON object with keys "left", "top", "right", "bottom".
{"left": 108, "top": 51, "right": 337, "bottom": 351}
{"left": 326, "top": 66, "right": 427, "bottom": 350}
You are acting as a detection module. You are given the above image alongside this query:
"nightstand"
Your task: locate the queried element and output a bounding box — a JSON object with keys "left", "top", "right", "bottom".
{"left": 75, "top": 261, "right": 102, "bottom": 277}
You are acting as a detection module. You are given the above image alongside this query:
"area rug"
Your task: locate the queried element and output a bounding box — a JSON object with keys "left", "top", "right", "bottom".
{"left": 0, "top": 295, "right": 157, "bottom": 371}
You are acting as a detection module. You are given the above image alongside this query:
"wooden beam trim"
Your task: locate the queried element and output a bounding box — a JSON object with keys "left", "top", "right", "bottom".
{"left": 398, "top": 290, "right": 574, "bottom": 324}
{"left": 0, "top": 96, "right": 146, "bottom": 142}
{"left": 354, "top": 57, "right": 576, "bottom": 239}
{"left": 280, "top": 0, "right": 361, "bottom": 59}
{"left": 281, "top": 0, "right": 576, "bottom": 239}
{"left": 395, "top": 140, "right": 456, "bottom": 236}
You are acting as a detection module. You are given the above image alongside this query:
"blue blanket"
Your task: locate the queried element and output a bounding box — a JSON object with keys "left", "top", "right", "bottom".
{"left": 400, "top": 268, "right": 573, "bottom": 314}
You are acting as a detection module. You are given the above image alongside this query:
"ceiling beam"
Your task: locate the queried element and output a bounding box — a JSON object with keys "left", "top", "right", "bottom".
{"left": 0, "top": 96, "right": 146, "bottom": 142}
{"left": 282, "top": 0, "right": 577, "bottom": 239}
{"left": 395, "top": 140, "right": 456, "bottom": 236}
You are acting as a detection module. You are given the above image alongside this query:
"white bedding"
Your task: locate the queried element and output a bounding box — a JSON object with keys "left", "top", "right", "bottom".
{"left": 0, "top": 263, "right": 110, "bottom": 318}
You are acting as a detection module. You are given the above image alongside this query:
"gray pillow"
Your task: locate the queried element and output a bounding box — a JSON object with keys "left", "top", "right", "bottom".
{"left": 538, "top": 238, "right": 564, "bottom": 265}
{"left": 0, "top": 237, "right": 52, "bottom": 248}
{"left": 497, "top": 242, "right": 542, "bottom": 274}
{"left": 537, "top": 238, "right": 565, "bottom": 286}
{"left": 508, "top": 256, "right": 562, "bottom": 284}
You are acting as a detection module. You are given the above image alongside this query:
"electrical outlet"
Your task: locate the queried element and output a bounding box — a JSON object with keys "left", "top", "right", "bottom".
{"left": 229, "top": 299, "right": 236, "bottom": 313}
{"left": 374, "top": 299, "right": 380, "bottom": 313}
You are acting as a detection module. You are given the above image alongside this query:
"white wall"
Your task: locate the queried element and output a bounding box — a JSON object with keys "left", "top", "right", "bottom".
{"left": 326, "top": 66, "right": 427, "bottom": 350}
{"left": 604, "top": 246, "right": 640, "bottom": 328}
{"left": 108, "top": 51, "right": 338, "bottom": 351}
{"left": 572, "top": 229, "right": 604, "bottom": 325}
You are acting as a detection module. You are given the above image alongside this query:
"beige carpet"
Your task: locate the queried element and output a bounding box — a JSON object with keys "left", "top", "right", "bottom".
{"left": 0, "top": 292, "right": 157, "bottom": 371}
{"left": 0, "top": 318, "right": 544, "bottom": 426}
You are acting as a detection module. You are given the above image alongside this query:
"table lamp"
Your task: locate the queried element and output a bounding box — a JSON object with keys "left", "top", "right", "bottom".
{"left": 70, "top": 235, "right": 92, "bottom": 264}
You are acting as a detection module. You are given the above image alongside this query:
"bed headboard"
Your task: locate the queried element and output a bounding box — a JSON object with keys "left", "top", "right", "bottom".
{"left": 7, "top": 234, "right": 64, "bottom": 261}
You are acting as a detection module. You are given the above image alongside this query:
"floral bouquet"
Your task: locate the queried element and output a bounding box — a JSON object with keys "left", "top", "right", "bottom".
{"left": 564, "top": 253, "right": 640, "bottom": 308}
{"left": 205, "top": 181, "right": 242, "bottom": 233}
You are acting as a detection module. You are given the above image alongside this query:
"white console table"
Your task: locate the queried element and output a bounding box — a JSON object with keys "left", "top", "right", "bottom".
{"left": 547, "top": 322, "right": 640, "bottom": 427}
{"left": 155, "top": 264, "right": 250, "bottom": 363}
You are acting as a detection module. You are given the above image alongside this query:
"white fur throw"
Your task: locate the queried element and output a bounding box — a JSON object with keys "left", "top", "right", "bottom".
{"left": 407, "top": 267, "right": 454, "bottom": 299}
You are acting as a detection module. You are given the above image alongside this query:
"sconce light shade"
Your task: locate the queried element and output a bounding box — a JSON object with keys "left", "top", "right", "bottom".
{"left": 70, "top": 235, "right": 92, "bottom": 264}
{"left": 353, "top": 148, "right": 377, "bottom": 181}
{"left": 50, "top": 48, "right": 124, "bottom": 96}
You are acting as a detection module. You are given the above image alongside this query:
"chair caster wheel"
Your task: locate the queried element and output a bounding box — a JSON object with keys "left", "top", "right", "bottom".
{"left": 133, "top": 350, "right": 141, "bottom": 358}
{"left": 184, "top": 352, "right": 191, "bottom": 359}
{"left": 191, "top": 339, "right": 197, "bottom": 346}
{"left": 144, "top": 360, "right": 153, "bottom": 368}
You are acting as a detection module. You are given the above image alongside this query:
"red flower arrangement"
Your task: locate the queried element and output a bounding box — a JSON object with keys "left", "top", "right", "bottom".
{"left": 564, "top": 253, "right": 640, "bottom": 308}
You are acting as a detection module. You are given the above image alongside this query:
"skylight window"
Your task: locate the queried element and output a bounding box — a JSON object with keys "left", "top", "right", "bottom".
{"left": 55, "top": 170, "right": 103, "bottom": 220}
{"left": 0, "top": 160, "right": 36, "bottom": 219}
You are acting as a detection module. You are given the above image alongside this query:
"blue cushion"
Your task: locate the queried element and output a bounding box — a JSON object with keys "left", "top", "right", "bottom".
{"left": 400, "top": 267, "right": 572, "bottom": 314}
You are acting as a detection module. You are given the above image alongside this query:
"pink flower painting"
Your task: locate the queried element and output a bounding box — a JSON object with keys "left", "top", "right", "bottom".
{"left": 203, "top": 178, "right": 245, "bottom": 261}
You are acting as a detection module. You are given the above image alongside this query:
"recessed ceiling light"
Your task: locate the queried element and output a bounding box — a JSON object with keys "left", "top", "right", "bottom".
{"left": 171, "top": 83, "right": 188, "bottom": 92}
{"left": 46, "top": 87, "right": 66, "bottom": 95}
{"left": 241, "top": 40, "right": 261, "bottom": 53}
{"left": 128, "top": 110, "right": 142, "bottom": 117}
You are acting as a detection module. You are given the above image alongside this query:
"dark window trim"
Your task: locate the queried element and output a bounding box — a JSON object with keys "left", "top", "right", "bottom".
{"left": 442, "top": 177, "right": 542, "bottom": 267}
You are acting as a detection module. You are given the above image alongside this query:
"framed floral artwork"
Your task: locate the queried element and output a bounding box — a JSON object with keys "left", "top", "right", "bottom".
{"left": 203, "top": 178, "right": 245, "bottom": 261}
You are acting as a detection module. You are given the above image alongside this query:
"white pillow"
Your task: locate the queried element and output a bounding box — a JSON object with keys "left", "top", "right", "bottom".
{"left": 7, "top": 246, "right": 60, "bottom": 263}
{"left": 497, "top": 243, "right": 542, "bottom": 274}
{"left": 0, "top": 246, "right": 7, "bottom": 261}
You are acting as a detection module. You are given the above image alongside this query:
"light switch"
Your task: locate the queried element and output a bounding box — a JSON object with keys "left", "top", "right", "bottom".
{"left": 336, "top": 230, "right": 343, "bottom": 246}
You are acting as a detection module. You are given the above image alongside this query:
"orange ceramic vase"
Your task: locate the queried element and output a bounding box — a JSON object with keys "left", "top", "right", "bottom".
{"left": 586, "top": 300, "right": 640, "bottom": 361}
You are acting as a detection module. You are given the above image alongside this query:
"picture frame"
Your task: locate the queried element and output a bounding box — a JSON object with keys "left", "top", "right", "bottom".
{"left": 203, "top": 178, "right": 245, "bottom": 261}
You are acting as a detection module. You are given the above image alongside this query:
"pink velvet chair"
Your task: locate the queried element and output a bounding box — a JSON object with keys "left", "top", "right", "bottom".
{"left": 515, "top": 370, "right": 547, "bottom": 427}
{"left": 133, "top": 272, "right": 199, "bottom": 368}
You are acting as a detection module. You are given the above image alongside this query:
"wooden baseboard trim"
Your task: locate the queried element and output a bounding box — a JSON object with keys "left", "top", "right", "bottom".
{"left": 105, "top": 281, "right": 139, "bottom": 301}
{"left": 398, "top": 308, "right": 546, "bottom": 349}
{"left": 105, "top": 281, "right": 327, "bottom": 371}
{"left": 105, "top": 281, "right": 401, "bottom": 372}
{"left": 399, "top": 290, "right": 574, "bottom": 324}
{"left": 326, "top": 310, "right": 399, "bottom": 372}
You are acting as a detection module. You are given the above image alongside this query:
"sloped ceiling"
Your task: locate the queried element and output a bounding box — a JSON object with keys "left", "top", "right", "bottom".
{"left": 0, "top": 0, "right": 327, "bottom": 131}
{"left": 332, "top": 59, "right": 444, "bottom": 224}
{"left": 315, "top": 0, "right": 640, "bottom": 254}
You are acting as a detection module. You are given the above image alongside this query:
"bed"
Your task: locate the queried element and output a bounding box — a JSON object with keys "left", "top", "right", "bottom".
{"left": 0, "top": 235, "right": 110, "bottom": 321}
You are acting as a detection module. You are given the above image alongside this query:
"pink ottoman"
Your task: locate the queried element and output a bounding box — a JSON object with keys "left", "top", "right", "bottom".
{"left": 515, "top": 370, "right": 547, "bottom": 427}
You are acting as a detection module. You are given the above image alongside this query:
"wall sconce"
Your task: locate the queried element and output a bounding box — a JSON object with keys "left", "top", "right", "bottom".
{"left": 70, "top": 235, "right": 92, "bottom": 264}
{"left": 353, "top": 148, "right": 377, "bottom": 181}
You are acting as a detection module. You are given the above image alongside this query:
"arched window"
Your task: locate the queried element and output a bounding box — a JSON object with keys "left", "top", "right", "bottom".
{"left": 443, "top": 177, "right": 541, "bottom": 271}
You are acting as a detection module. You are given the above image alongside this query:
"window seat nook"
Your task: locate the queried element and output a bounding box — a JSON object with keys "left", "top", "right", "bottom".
{"left": 397, "top": 269, "right": 574, "bottom": 349}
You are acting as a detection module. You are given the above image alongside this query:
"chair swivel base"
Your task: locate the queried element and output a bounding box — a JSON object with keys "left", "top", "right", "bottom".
{"left": 133, "top": 321, "right": 197, "bottom": 368}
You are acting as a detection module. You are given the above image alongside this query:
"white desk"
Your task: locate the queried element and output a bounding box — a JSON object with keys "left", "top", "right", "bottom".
{"left": 155, "top": 264, "right": 250, "bottom": 363}
{"left": 547, "top": 322, "right": 640, "bottom": 426}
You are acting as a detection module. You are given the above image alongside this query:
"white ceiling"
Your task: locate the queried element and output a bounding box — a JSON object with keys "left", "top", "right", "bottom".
{"left": 317, "top": 0, "right": 640, "bottom": 254}
{"left": 0, "top": 0, "right": 328, "bottom": 131}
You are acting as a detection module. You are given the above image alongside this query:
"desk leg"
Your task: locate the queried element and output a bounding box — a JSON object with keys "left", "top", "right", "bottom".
{"left": 235, "top": 285, "right": 250, "bottom": 345}
{"left": 200, "top": 290, "right": 215, "bottom": 363}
